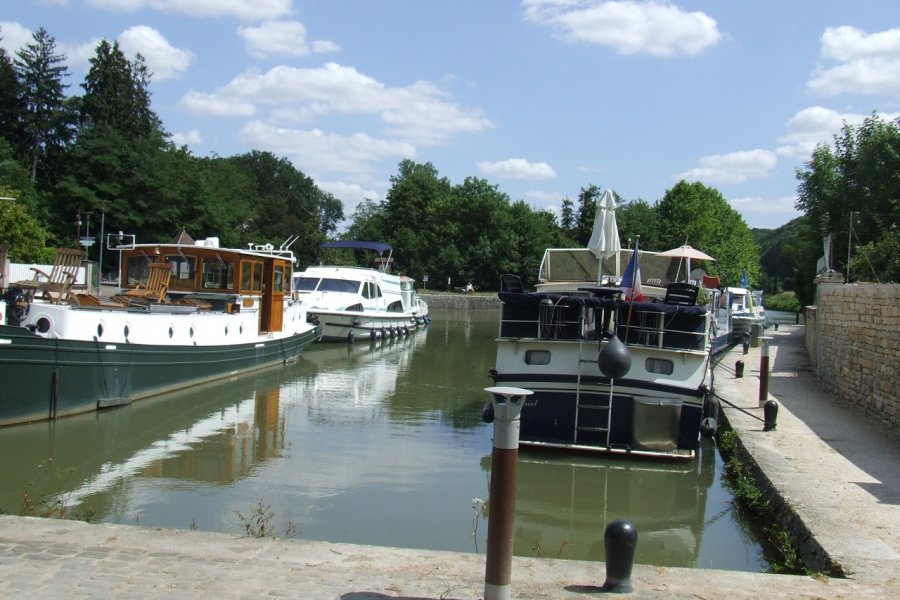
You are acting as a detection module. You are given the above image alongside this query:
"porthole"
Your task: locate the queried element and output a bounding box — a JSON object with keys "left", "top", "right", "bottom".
{"left": 646, "top": 357, "right": 673, "bottom": 375}
{"left": 168, "top": 326, "right": 174, "bottom": 338}
{"left": 97, "top": 323, "right": 104, "bottom": 338}
{"left": 525, "top": 350, "right": 551, "bottom": 365}
{"left": 239, "top": 324, "right": 243, "bottom": 335}
{"left": 225, "top": 325, "right": 229, "bottom": 336}
{"left": 189, "top": 326, "right": 195, "bottom": 338}
{"left": 36, "top": 317, "right": 51, "bottom": 334}
{"left": 123, "top": 324, "right": 130, "bottom": 339}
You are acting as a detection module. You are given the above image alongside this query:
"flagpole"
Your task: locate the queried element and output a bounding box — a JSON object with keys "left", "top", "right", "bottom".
{"left": 624, "top": 236, "right": 640, "bottom": 342}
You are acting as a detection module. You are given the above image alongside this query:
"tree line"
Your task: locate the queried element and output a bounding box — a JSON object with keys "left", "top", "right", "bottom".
{"left": 2, "top": 26, "right": 895, "bottom": 304}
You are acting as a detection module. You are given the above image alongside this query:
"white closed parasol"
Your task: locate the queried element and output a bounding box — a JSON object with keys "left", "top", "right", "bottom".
{"left": 587, "top": 189, "right": 621, "bottom": 282}
{"left": 658, "top": 244, "right": 716, "bottom": 282}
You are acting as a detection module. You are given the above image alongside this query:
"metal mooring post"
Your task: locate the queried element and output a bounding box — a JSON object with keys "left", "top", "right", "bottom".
{"left": 482, "top": 386, "right": 531, "bottom": 600}
{"left": 758, "top": 336, "right": 773, "bottom": 408}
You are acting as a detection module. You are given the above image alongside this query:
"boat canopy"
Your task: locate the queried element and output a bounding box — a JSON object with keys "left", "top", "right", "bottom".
{"left": 321, "top": 241, "right": 392, "bottom": 254}
{"left": 498, "top": 290, "right": 708, "bottom": 318}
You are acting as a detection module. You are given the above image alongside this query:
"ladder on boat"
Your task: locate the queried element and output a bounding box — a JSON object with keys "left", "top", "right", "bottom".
{"left": 573, "top": 337, "right": 612, "bottom": 448}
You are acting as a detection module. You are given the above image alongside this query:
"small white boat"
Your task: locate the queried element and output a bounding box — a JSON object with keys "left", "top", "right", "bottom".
{"left": 0, "top": 235, "right": 322, "bottom": 427}
{"left": 293, "top": 241, "right": 430, "bottom": 343}
{"left": 725, "top": 287, "right": 768, "bottom": 340}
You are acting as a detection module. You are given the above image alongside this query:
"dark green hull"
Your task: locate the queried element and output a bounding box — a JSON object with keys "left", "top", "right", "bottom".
{"left": 0, "top": 324, "right": 322, "bottom": 427}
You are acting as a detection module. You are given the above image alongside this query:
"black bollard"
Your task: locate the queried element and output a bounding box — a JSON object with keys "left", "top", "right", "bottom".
{"left": 764, "top": 399, "right": 779, "bottom": 431}
{"left": 742, "top": 330, "right": 750, "bottom": 354}
{"left": 735, "top": 360, "right": 745, "bottom": 378}
{"left": 601, "top": 519, "right": 638, "bottom": 593}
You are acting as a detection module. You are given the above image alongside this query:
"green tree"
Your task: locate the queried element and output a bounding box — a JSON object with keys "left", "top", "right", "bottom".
{"left": 559, "top": 196, "right": 575, "bottom": 239}
{"left": 80, "top": 40, "right": 161, "bottom": 137}
{"left": 615, "top": 197, "right": 660, "bottom": 251}
{"left": 574, "top": 184, "right": 602, "bottom": 245}
{"left": 796, "top": 113, "right": 900, "bottom": 287}
{"left": 382, "top": 160, "right": 452, "bottom": 277}
{"left": 0, "top": 191, "right": 52, "bottom": 262}
{"left": 0, "top": 32, "right": 24, "bottom": 153}
{"left": 656, "top": 180, "right": 760, "bottom": 286}
{"left": 15, "top": 27, "right": 76, "bottom": 183}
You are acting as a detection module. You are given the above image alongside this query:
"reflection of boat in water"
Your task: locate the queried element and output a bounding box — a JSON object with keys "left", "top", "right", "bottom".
{"left": 481, "top": 441, "right": 717, "bottom": 564}
{"left": 0, "top": 369, "right": 293, "bottom": 515}
{"left": 297, "top": 331, "right": 427, "bottom": 422}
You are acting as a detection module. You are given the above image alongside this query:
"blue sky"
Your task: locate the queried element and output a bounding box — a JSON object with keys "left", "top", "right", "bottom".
{"left": 3, "top": 1, "right": 900, "bottom": 231}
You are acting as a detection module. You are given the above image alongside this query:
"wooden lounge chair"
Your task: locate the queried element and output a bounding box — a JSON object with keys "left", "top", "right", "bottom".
{"left": 123, "top": 262, "right": 171, "bottom": 303}
{"left": 12, "top": 247, "right": 83, "bottom": 304}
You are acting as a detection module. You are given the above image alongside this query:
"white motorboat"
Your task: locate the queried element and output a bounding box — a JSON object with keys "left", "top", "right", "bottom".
{"left": 293, "top": 241, "right": 430, "bottom": 343}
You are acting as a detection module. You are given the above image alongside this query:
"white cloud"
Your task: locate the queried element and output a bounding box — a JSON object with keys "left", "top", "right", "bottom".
{"left": 523, "top": 0, "right": 721, "bottom": 57}
{"left": 312, "top": 39, "right": 341, "bottom": 54}
{"left": 775, "top": 106, "right": 900, "bottom": 159}
{"left": 86, "top": 0, "right": 294, "bottom": 21}
{"left": 729, "top": 195, "right": 800, "bottom": 225}
{"left": 238, "top": 20, "right": 340, "bottom": 59}
{"left": 676, "top": 149, "right": 777, "bottom": 184}
{"left": 476, "top": 158, "right": 557, "bottom": 180}
{"left": 809, "top": 26, "right": 900, "bottom": 96}
{"left": 238, "top": 121, "right": 417, "bottom": 176}
{"left": 118, "top": 26, "right": 194, "bottom": 80}
{"left": 0, "top": 21, "right": 34, "bottom": 54}
{"left": 178, "top": 91, "right": 257, "bottom": 116}
{"left": 170, "top": 128, "right": 202, "bottom": 146}
{"left": 316, "top": 180, "right": 383, "bottom": 217}
{"left": 60, "top": 37, "right": 105, "bottom": 70}
{"left": 181, "top": 63, "right": 492, "bottom": 146}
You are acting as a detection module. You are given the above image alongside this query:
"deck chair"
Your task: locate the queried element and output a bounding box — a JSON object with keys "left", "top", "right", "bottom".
{"left": 123, "top": 262, "right": 171, "bottom": 303}
{"left": 664, "top": 282, "right": 699, "bottom": 305}
{"left": 500, "top": 273, "right": 525, "bottom": 293}
{"left": 12, "top": 247, "right": 83, "bottom": 304}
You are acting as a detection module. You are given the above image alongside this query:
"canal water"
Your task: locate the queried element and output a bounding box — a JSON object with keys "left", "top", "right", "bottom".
{"left": 0, "top": 309, "right": 768, "bottom": 571}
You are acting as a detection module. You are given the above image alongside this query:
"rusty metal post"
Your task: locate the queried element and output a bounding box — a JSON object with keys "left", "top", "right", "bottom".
{"left": 758, "top": 336, "right": 773, "bottom": 408}
{"left": 483, "top": 386, "right": 531, "bottom": 600}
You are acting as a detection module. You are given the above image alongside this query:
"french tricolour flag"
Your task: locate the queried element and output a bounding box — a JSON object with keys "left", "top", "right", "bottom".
{"left": 620, "top": 247, "right": 644, "bottom": 301}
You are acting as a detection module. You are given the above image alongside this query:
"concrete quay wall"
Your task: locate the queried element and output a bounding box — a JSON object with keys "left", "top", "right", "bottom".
{"left": 805, "top": 283, "right": 900, "bottom": 433}
{"left": 420, "top": 292, "right": 499, "bottom": 310}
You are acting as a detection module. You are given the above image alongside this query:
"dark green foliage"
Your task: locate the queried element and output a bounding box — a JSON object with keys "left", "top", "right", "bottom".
{"left": 796, "top": 113, "right": 900, "bottom": 289}
{"left": 80, "top": 40, "right": 161, "bottom": 137}
{"left": 656, "top": 180, "right": 760, "bottom": 286}
{"left": 14, "top": 27, "right": 76, "bottom": 184}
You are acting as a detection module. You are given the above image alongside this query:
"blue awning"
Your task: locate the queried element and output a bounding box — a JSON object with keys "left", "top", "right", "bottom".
{"left": 320, "top": 241, "right": 392, "bottom": 254}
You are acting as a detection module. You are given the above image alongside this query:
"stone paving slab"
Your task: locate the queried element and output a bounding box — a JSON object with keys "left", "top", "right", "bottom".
{"left": 0, "top": 514, "right": 878, "bottom": 599}
{"left": 713, "top": 325, "right": 900, "bottom": 593}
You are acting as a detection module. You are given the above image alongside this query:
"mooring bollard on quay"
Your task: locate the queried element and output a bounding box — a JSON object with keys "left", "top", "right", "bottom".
{"left": 482, "top": 386, "right": 531, "bottom": 600}
{"left": 602, "top": 518, "right": 639, "bottom": 593}
{"left": 758, "top": 336, "right": 773, "bottom": 408}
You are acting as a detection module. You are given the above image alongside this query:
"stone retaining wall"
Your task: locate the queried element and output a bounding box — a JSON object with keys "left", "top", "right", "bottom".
{"left": 419, "top": 293, "right": 499, "bottom": 311}
{"left": 806, "top": 283, "right": 900, "bottom": 432}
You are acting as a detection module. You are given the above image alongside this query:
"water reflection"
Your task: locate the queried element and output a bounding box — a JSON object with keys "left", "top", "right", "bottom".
{"left": 0, "top": 314, "right": 767, "bottom": 571}
{"left": 500, "top": 441, "right": 719, "bottom": 565}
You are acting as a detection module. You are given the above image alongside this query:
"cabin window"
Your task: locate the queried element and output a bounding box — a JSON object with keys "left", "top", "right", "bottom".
{"left": 525, "top": 350, "right": 551, "bottom": 365}
{"left": 362, "top": 282, "right": 382, "bottom": 299}
{"left": 273, "top": 265, "right": 285, "bottom": 293}
{"left": 646, "top": 358, "right": 673, "bottom": 375}
{"left": 320, "top": 278, "right": 360, "bottom": 294}
{"left": 295, "top": 276, "right": 319, "bottom": 291}
{"left": 202, "top": 259, "right": 235, "bottom": 290}
{"left": 124, "top": 256, "right": 150, "bottom": 287}
{"left": 241, "top": 261, "right": 264, "bottom": 292}
{"left": 167, "top": 256, "right": 196, "bottom": 291}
